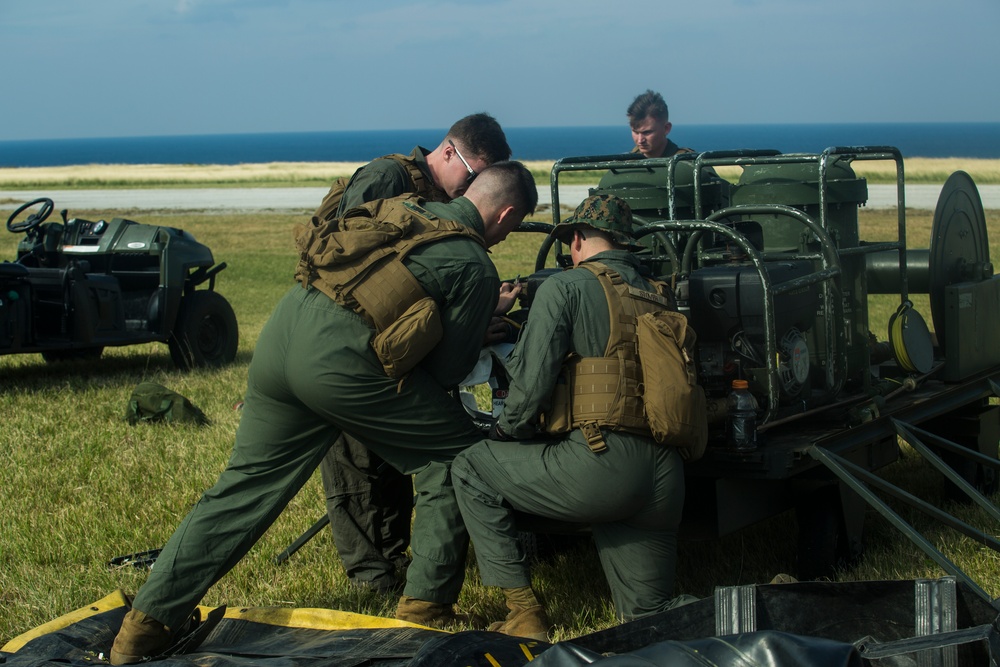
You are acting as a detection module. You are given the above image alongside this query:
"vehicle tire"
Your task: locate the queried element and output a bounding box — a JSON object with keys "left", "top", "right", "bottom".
{"left": 41, "top": 347, "right": 104, "bottom": 363}
{"left": 168, "top": 290, "right": 238, "bottom": 370}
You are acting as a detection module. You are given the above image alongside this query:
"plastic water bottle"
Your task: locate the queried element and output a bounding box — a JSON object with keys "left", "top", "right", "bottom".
{"left": 728, "top": 379, "right": 758, "bottom": 451}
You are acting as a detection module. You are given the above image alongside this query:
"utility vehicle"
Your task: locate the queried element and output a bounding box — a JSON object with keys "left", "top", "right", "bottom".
{"left": 1, "top": 197, "right": 238, "bottom": 369}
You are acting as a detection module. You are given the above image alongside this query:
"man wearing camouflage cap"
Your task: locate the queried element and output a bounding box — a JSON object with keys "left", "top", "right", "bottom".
{"left": 452, "top": 194, "right": 687, "bottom": 639}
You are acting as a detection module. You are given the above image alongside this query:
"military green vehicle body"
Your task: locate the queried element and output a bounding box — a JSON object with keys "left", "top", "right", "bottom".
{"left": 534, "top": 147, "right": 1000, "bottom": 596}
{"left": 1, "top": 198, "right": 238, "bottom": 370}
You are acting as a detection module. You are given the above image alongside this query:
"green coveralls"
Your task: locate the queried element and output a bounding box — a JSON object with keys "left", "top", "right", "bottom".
{"left": 315, "top": 147, "right": 450, "bottom": 591}
{"left": 452, "top": 250, "right": 685, "bottom": 620}
{"left": 133, "top": 197, "right": 496, "bottom": 630}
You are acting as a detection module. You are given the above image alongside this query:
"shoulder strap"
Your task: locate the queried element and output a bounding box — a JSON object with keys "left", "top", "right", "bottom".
{"left": 575, "top": 262, "right": 632, "bottom": 357}
{"left": 576, "top": 262, "right": 674, "bottom": 355}
{"left": 357, "top": 151, "right": 447, "bottom": 209}
{"left": 311, "top": 151, "right": 446, "bottom": 223}
{"left": 394, "top": 151, "right": 445, "bottom": 202}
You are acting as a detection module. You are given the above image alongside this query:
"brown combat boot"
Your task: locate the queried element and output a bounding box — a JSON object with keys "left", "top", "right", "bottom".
{"left": 110, "top": 609, "right": 180, "bottom": 665}
{"left": 488, "top": 586, "right": 551, "bottom": 641}
{"left": 394, "top": 595, "right": 470, "bottom": 629}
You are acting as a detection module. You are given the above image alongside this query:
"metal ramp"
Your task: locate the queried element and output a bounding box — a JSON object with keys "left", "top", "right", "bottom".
{"left": 808, "top": 386, "right": 1000, "bottom": 611}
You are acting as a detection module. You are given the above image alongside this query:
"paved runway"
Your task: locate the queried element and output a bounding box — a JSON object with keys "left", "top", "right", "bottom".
{"left": 2, "top": 183, "right": 999, "bottom": 213}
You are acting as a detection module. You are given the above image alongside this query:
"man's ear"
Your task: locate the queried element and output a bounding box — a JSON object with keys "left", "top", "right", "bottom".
{"left": 664, "top": 121, "right": 673, "bottom": 137}
{"left": 495, "top": 204, "right": 517, "bottom": 228}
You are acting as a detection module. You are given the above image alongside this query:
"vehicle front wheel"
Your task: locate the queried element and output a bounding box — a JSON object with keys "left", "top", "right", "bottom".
{"left": 168, "top": 291, "right": 238, "bottom": 370}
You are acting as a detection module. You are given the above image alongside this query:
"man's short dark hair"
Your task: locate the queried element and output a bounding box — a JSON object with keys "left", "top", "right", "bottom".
{"left": 448, "top": 113, "right": 512, "bottom": 165}
{"left": 475, "top": 160, "right": 538, "bottom": 217}
{"left": 627, "top": 90, "right": 669, "bottom": 125}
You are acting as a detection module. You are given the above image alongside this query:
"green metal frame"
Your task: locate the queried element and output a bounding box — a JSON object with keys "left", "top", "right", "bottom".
{"left": 808, "top": 393, "right": 1000, "bottom": 608}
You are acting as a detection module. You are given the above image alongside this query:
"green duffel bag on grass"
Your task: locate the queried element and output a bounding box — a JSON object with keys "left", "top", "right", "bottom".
{"left": 124, "top": 382, "right": 210, "bottom": 426}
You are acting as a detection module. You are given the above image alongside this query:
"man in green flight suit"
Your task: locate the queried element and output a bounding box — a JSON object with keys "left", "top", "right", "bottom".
{"left": 452, "top": 194, "right": 686, "bottom": 641}
{"left": 313, "top": 113, "right": 515, "bottom": 595}
{"left": 625, "top": 90, "right": 724, "bottom": 213}
{"left": 627, "top": 89, "right": 694, "bottom": 158}
{"left": 314, "top": 112, "right": 510, "bottom": 220}
{"left": 110, "top": 161, "right": 538, "bottom": 665}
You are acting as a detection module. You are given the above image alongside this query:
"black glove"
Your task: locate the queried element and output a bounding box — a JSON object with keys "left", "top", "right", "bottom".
{"left": 489, "top": 421, "right": 515, "bottom": 441}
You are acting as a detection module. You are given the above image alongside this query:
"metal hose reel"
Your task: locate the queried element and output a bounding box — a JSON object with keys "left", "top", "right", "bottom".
{"left": 927, "top": 171, "right": 994, "bottom": 350}
{"left": 867, "top": 170, "right": 996, "bottom": 380}
{"left": 887, "top": 301, "right": 933, "bottom": 374}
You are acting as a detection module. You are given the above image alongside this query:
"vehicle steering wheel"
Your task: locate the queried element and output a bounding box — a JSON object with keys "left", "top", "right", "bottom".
{"left": 7, "top": 197, "right": 55, "bottom": 233}
{"left": 533, "top": 226, "right": 572, "bottom": 272}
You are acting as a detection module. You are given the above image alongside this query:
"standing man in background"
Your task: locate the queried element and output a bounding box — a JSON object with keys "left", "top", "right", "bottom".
{"left": 313, "top": 113, "right": 514, "bottom": 594}
{"left": 627, "top": 89, "right": 693, "bottom": 158}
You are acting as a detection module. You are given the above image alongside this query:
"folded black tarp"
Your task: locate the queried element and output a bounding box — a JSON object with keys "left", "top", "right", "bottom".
{"left": 3, "top": 578, "right": 998, "bottom": 666}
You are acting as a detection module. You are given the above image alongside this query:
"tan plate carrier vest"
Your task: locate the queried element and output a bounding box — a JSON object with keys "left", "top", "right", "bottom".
{"left": 543, "top": 262, "right": 675, "bottom": 453}
{"left": 293, "top": 197, "right": 485, "bottom": 375}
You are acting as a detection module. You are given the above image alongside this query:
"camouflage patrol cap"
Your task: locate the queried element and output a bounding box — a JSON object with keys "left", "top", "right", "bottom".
{"left": 554, "top": 194, "right": 641, "bottom": 249}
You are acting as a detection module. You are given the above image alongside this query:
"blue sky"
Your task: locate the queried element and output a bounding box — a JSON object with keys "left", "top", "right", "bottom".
{"left": 2, "top": 0, "right": 998, "bottom": 141}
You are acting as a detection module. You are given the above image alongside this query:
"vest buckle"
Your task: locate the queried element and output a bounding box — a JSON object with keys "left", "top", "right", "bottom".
{"left": 580, "top": 421, "right": 607, "bottom": 454}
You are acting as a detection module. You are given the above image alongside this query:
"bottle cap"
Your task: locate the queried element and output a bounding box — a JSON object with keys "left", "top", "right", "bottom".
{"left": 731, "top": 379, "right": 749, "bottom": 390}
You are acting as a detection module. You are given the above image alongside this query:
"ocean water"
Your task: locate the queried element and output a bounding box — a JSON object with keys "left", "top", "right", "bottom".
{"left": 2, "top": 123, "right": 999, "bottom": 167}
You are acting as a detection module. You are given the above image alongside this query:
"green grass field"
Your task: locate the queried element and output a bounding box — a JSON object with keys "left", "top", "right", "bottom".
{"left": 3, "top": 199, "right": 1000, "bottom": 648}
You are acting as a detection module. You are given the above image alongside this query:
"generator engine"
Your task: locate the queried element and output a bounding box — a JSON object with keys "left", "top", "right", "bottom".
{"left": 683, "top": 260, "right": 817, "bottom": 402}
{"left": 584, "top": 153, "right": 867, "bottom": 415}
